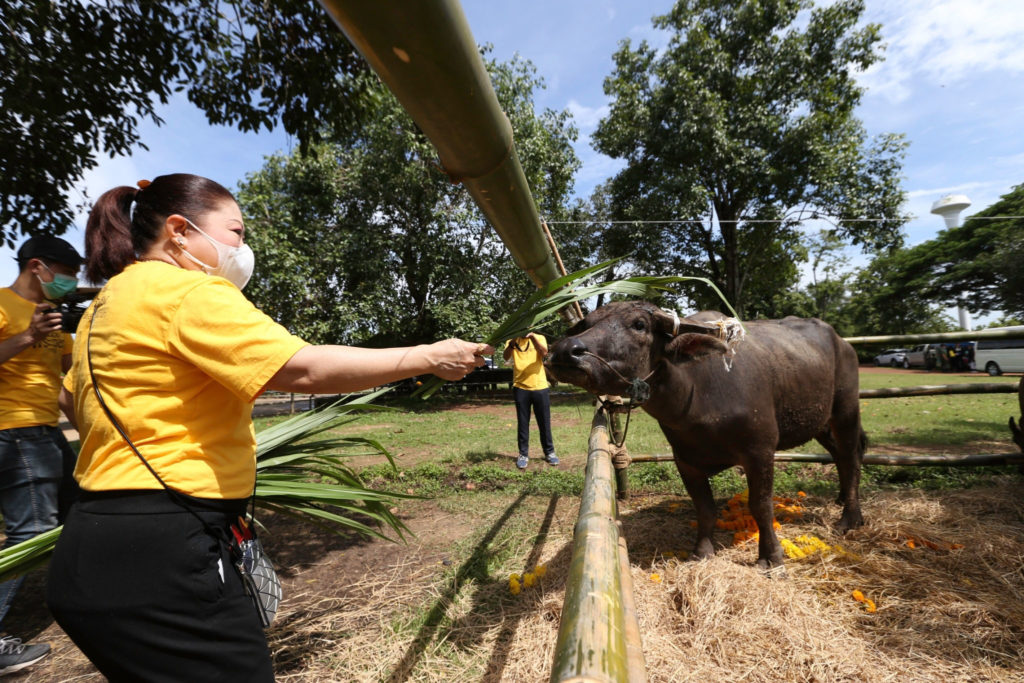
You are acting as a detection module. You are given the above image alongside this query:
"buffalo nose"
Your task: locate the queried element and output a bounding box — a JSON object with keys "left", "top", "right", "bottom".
{"left": 565, "top": 336, "right": 588, "bottom": 359}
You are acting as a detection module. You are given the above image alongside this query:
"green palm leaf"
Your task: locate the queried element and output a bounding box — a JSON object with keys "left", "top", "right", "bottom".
{"left": 0, "top": 388, "right": 411, "bottom": 582}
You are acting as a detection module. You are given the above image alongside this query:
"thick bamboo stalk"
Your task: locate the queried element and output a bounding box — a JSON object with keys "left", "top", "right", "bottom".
{"left": 845, "top": 327, "right": 1024, "bottom": 345}
{"left": 551, "top": 409, "right": 645, "bottom": 683}
{"left": 860, "top": 383, "right": 1019, "bottom": 398}
{"left": 316, "top": 0, "right": 574, "bottom": 312}
{"left": 629, "top": 452, "right": 1024, "bottom": 466}
{"left": 616, "top": 520, "right": 648, "bottom": 683}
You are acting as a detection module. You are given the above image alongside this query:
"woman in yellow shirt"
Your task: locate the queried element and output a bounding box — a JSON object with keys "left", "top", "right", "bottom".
{"left": 46, "top": 173, "right": 491, "bottom": 681}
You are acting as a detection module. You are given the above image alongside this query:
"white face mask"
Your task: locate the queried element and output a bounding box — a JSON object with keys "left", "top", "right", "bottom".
{"left": 178, "top": 218, "right": 255, "bottom": 290}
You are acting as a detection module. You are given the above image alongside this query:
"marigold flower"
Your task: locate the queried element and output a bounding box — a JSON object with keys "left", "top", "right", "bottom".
{"left": 851, "top": 590, "right": 865, "bottom": 602}
{"left": 523, "top": 572, "right": 536, "bottom": 588}
{"left": 509, "top": 578, "right": 521, "bottom": 595}
{"left": 509, "top": 573, "right": 520, "bottom": 582}
{"left": 650, "top": 573, "right": 662, "bottom": 583}
{"left": 797, "top": 491, "right": 807, "bottom": 498}
{"left": 864, "top": 599, "right": 877, "bottom": 613}
{"left": 534, "top": 564, "right": 547, "bottom": 577}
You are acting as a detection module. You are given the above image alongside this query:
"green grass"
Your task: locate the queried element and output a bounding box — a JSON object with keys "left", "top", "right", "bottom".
{"left": 253, "top": 371, "right": 1022, "bottom": 500}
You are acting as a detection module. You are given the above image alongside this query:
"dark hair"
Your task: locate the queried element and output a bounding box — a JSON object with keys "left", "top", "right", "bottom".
{"left": 84, "top": 173, "right": 236, "bottom": 282}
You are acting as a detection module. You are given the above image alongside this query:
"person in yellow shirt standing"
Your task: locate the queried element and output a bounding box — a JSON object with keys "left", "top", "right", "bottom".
{"left": 504, "top": 331, "right": 558, "bottom": 469}
{"left": 0, "top": 235, "right": 83, "bottom": 676}
{"left": 45, "top": 174, "right": 491, "bottom": 682}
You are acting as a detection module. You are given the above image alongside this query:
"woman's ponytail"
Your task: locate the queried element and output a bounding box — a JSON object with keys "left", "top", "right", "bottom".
{"left": 82, "top": 174, "right": 235, "bottom": 284}
{"left": 84, "top": 186, "right": 138, "bottom": 283}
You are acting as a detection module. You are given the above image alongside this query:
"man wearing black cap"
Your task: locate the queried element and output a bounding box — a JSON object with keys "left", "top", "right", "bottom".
{"left": 0, "top": 235, "right": 83, "bottom": 675}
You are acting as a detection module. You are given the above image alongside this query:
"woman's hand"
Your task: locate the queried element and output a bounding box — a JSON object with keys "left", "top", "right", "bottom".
{"left": 423, "top": 339, "right": 495, "bottom": 380}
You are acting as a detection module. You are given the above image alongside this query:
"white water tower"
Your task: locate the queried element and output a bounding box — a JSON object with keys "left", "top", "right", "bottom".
{"left": 930, "top": 194, "right": 971, "bottom": 229}
{"left": 930, "top": 193, "right": 973, "bottom": 329}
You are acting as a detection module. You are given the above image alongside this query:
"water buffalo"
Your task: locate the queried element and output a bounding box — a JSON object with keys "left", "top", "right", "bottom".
{"left": 545, "top": 301, "right": 866, "bottom": 570}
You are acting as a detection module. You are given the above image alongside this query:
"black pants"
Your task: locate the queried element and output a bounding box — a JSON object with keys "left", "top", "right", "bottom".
{"left": 513, "top": 387, "right": 554, "bottom": 458}
{"left": 47, "top": 490, "right": 274, "bottom": 682}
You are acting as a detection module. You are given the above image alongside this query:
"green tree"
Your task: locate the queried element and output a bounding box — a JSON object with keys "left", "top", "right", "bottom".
{"left": 899, "top": 184, "right": 1024, "bottom": 319}
{"left": 846, "top": 249, "right": 955, "bottom": 337}
{"left": 238, "top": 54, "right": 580, "bottom": 346}
{"left": 1, "top": 0, "right": 368, "bottom": 245}
{"left": 591, "top": 0, "right": 908, "bottom": 315}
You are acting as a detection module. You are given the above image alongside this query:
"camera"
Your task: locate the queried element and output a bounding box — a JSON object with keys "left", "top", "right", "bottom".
{"left": 49, "top": 287, "right": 99, "bottom": 334}
{"left": 54, "top": 301, "right": 88, "bottom": 334}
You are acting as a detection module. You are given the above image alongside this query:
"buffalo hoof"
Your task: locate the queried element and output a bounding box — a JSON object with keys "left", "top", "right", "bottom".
{"left": 834, "top": 511, "right": 865, "bottom": 534}
{"left": 688, "top": 538, "right": 715, "bottom": 561}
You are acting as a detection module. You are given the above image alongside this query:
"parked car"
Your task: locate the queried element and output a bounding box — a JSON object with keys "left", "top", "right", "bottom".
{"left": 904, "top": 344, "right": 940, "bottom": 370}
{"left": 873, "top": 348, "right": 909, "bottom": 367}
{"left": 975, "top": 331, "right": 1024, "bottom": 376}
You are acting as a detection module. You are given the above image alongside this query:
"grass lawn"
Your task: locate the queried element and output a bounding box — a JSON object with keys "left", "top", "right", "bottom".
{"left": 253, "top": 368, "right": 1023, "bottom": 501}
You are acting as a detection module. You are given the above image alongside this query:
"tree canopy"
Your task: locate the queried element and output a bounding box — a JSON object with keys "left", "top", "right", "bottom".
{"left": 897, "top": 184, "right": 1024, "bottom": 319}
{"left": 591, "top": 0, "right": 908, "bottom": 316}
{"left": 237, "top": 53, "right": 580, "bottom": 346}
{"left": 1, "top": 0, "right": 368, "bottom": 246}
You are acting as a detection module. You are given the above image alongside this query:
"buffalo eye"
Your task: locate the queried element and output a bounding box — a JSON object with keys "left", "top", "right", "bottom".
{"left": 631, "top": 319, "right": 647, "bottom": 332}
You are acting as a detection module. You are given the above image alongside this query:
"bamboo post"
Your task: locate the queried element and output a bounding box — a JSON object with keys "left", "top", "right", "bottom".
{"left": 608, "top": 407, "right": 629, "bottom": 500}
{"left": 845, "top": 327, "right": 1024, "bottom": 345}
{"left": 859, "top": 383, "right": 1018, "bottom": 398}
{"left": 628, "top": 452, "right": 1024, "bottom": 467}
{"left": 551, "top": 408, "right": 647, "bottom": 683}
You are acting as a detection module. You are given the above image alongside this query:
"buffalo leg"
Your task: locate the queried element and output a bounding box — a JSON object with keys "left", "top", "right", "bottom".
{"left": 674, "top": 460, "right": 717, "bottom": 559}
{"left": 816, "top": 418, "right": 865, "bottom": 533}
{"left": 745, "top": 455, "right": 784, "bottom": 569}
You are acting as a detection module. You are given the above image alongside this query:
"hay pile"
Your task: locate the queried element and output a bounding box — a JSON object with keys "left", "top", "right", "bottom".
{"left": 631, "top": 483, "right": 1024, "bottom": 682}
{"left": 265, "top": 484, "right": 1024, "bottom": 682}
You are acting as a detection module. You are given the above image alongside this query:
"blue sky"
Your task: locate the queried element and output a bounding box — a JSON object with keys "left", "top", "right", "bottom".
{"left": 5, "top": 0, "right": 1023, "bottom": 323}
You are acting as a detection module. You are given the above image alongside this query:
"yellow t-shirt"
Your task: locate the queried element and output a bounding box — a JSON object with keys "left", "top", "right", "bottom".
{"left": 63, "top": 262, "right": 308, "bottom": 499}
{"left": 0, "top": 288, "right": 73, "bottom": 430}
{"left": 505, "top": 334, "right": 549, "bottom": 391}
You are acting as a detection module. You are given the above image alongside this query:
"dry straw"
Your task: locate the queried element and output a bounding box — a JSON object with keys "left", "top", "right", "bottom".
{"left": 258, "top": 482, "right": 1024, "bottom": 682}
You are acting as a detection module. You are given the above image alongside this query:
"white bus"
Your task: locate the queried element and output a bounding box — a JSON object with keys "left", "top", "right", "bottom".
{"left": 975, "top": 328, "right": 1024, "bottom": 375}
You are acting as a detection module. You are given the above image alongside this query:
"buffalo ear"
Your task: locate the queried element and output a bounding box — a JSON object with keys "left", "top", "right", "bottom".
{"left": 664, "top": 333, "right": 729, "bottom": 363}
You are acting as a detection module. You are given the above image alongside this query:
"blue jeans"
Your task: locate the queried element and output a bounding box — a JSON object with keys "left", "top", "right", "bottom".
{"left": 0, "top": 425, "right": 77, "bottom": 632}
{"left": 513, "top": 387, "right": 554, "bottom": 458}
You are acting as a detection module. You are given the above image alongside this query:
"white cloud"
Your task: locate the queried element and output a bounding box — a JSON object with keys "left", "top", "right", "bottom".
{"left": 906, "top": 181, "right": 993, "bottom": 200}
{"left": 566, "top": 99, "right": 610, "bottom": 131}
{"left": 862, "top": 0, "right": 1024, "bottom": 103}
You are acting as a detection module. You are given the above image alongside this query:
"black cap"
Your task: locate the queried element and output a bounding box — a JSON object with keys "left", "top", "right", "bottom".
{"left": 17, "top": 235, "right": 83, "bottom": 269}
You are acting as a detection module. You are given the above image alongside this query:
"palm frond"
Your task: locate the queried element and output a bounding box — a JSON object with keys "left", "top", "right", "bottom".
{"left": 414, "top": 262, "right": 741, "bottom": 398}
{"left": 0, "top": 388, "right": 411, "bottom": 582}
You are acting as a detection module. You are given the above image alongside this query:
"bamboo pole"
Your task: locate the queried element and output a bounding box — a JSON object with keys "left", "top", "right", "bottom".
{"left": 551, "top": 408, "right": 646, "bottom": 683}
{"left": 860, "top": 382, "right": 1019, "bottom": 398}
{"left": 316, "top": 0, "right": 581, "bottom": 324}
{"left": 845, "top": 327, "right": 1024, "bottom": 345}
{"left": 608, "top": 408, "right": 629, "bottom": 500}
{"left": 629, "top": 452, "right": 1024, "bottom": 466}
{"left": 616, "top": 520, "right": 647, "bottom": 683}
{"left": 542, "top": 220, "right": 585, "bottom": 321}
